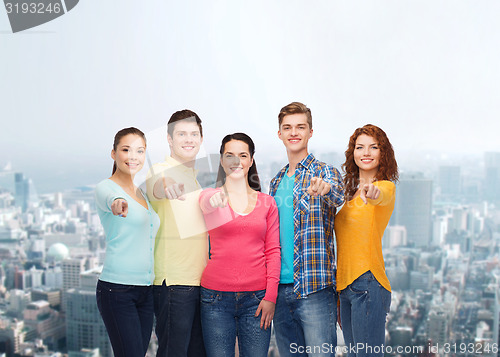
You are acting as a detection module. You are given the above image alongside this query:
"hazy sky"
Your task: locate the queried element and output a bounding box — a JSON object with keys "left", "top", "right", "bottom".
{"left": 1, "top": 1, "right": 499, "bottom": 192}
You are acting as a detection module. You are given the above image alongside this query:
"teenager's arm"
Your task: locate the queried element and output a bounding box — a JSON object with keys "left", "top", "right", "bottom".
{"left": 199, "top": 188, "right": 226, "bottom": 214}
{"left": 263, "top": 198, "right": 281, "bottom": 304}
{"left": 365, "top": 181, "right": 395, "bottom": 206}
{"left": 319, "top": 165, "right": 345, "bottom": 208}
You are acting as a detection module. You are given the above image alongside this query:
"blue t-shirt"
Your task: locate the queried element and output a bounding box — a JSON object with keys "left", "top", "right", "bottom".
{"left": 95, "top": 179, "right": 160, "bottom": 285}
{"left": 274, "top": 172, "right": 295, "bottom": 284}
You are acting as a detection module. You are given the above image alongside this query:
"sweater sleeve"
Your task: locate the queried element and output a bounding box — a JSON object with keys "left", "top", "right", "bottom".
{"left": 263, "top": 196, "right": 281, "bottom": 303}
{"left": 95, "top": 181, "right": 125, "bottom": 213}
{"left": 367, "top": 181, "right": 395, "bottom": 206}
{"left": 199, "top": 188, "right": 221, "bottom": 214}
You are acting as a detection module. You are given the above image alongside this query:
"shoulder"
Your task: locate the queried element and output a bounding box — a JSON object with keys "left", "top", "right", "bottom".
{"left": 257, "top": 192, "right": 278, "bottom": 209}
{"left": 374, "top": 180, "right": 395, "bottom": 190}
{"left": 270, "top": 166, "right": 288, "bottom": 183}
{"left": 95, "top": 179, "right": 114, "bottom": 193}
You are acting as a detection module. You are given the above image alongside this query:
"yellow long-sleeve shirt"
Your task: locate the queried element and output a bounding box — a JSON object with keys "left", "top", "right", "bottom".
{"left": 146, "top": 156, "right": 208, "bottom": 287}
{"left": 334, "top": 180, "right": 395, "bottom": 292}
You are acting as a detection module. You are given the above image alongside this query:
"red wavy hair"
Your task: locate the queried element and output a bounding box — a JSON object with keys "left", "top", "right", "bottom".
{"left": 342, "top": 124, "right": 399, "bottom": 199}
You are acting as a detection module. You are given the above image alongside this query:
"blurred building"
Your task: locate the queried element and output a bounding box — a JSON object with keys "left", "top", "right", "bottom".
{"left": 391, "top": 173, "right": 432, "bottom": 247}
{"left": 66, "top": 268, "right": 110, "bottom": 357}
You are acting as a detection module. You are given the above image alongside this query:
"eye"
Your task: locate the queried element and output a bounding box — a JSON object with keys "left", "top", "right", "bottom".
{"left": 123, "top": 148, "right": 129, "bottom": 152}
{"left": 138, "top": 150, "right": 145, "bottom": 154}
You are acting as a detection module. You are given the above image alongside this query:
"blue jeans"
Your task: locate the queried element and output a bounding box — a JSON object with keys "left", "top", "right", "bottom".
{"left": 274, "top": 284, "right": 337, "bottom": 357}
{"left": 96, "top": 280, "right": 153, "bottom": 357}
{"left": 339, "top": 271, "right": 391, "bottom": 357}
{"left": 200, "top": 288, "right": 271, "bottom": 357}
{"left": 153, "top": 282, "right": 206, "bottom": 357}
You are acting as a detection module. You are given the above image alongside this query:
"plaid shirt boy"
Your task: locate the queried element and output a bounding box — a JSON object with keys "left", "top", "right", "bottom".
{"left": 269, "top": 153, "right": 344, "bottom": 298}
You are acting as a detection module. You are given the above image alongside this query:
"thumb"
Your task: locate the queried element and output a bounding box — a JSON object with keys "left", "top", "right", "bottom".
{"left": 255, "top": 303, "right": 262, "bottom": 317}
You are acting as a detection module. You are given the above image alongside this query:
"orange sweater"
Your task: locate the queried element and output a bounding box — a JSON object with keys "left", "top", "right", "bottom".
{"left": 334, "top": 180, "right": 395, "bottom": 292}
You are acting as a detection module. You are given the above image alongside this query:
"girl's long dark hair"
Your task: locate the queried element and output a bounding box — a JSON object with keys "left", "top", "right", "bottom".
{"left": 216, "top": 133, "right": 261, "bottom": 192}
{"left": 111, "top": 127, "right": 146, "bottom": 175}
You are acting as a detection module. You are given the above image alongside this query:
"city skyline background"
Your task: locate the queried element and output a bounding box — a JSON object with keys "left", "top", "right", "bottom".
{"left": 1, "top": 1, "right": 500, "bottom": 193}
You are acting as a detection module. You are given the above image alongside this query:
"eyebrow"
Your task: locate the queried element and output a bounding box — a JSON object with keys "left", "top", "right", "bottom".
{"left": 120, "top": 145, "right": 145, "bottom": 149}
{"left": 224, "top": 151, "right": 249, "bottom": 155}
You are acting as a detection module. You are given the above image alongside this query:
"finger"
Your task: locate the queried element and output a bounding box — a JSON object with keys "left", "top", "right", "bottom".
{"left": 368, "top": 184, "right": 377, "bottom": 198}
{"left": 165, "top": 187, "right": 174, "bottom": 200}
{"left": 173, "top": 184, "right": 183, "bottom": 198}
{"left": 310, "top": 177, "right": 319, "bottom": 191}
{"left": 121, "top": 201, "right": 128, "bottom": 217}
{"left": 360, "top": 186, "right": 367, "bottom": 204}
{"left": 260, "top": 314, "right": 266, "bottom": 329}
{"left": 319, "top": 182, "right": 331, "bottom": 196}
{"left": 176, "top": 183, "right": 187, "bottom": 201}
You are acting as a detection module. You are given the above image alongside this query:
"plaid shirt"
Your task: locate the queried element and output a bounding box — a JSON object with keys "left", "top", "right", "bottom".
{"left": 269, "top": 154, "right": 344, "bottom": 298}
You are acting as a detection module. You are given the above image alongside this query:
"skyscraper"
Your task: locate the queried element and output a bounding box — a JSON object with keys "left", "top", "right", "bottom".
{"left": 391, "top": 173, "right": 433, "bottom": 247}
{"left": 438, "top": 165, "right": 461, "bottom": 198}
{"left": 484, "top": 152, "right": 500, "bottom": 203}
{"left": 66, "top": 268, "right": 111, "bottom": 357}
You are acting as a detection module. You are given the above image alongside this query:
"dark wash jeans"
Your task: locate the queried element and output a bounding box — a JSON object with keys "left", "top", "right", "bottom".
{"left": 153, "top": 281, "right": 206, "bottom": 357}
{"left": 96, "top": 279, "right": 154, "bottom": 357}
{"left": 339, "top": 271, "right": 391, "bottom": 357}
{"left": 200, "top": 288, "right": 271, "bottom": 357}
{"left": 274, "top": 284, "right": 337, "bottom": 357}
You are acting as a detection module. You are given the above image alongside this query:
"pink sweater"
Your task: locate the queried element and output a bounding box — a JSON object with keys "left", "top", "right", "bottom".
{"left": 199, "top": 188, "right": 281, "bottom": 303}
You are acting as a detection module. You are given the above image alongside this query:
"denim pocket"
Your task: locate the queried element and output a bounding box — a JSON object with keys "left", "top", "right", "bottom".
{"left": 252, "top": 289, "right": 266, "bottom": 303}
{"left": 200, "top": 289, "right": 218, "bottom": 304}
{"left": 169, "top": 285, "right": 195, "bottom": 293}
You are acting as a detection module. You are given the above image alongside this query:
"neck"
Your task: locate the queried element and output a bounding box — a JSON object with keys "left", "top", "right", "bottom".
{"left": 287, "top": 149, "right": 309, "bottom": 173}
{"left": 224, "top": 176, "right": 251, "bottom": 194}
{"left": 358, "top": 170, "right": 377, "bottom": 186}
{"left": 171, "top": 153, "right": 195, "bottom": 168}
{"left": 111, "top": 170, "right": 136, "bottom": 189}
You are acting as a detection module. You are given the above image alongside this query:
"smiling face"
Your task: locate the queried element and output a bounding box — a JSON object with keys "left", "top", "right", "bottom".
{"left": 220, "top": 139, "right": 253, "bottom": 181}
{"left": 354, "top": 134, "right": 380, "bottom": 176}
{"left": 111, "top": 134, "right": 146, "bottom": 176}
{"left": 278, "top": 113, "right": 313, "bottom": 157}
{"left": 167, "top": 120, "right": 203, "bottom": 163}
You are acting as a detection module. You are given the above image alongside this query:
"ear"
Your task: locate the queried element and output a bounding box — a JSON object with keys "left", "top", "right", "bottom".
{"left": 277, "top": 130, "right": 282, "bottom": 140}
{"left": 167, "top": 134, "right": 173, "bottom": 148}
{"left": 309, "top": 128, "right": 314, "bottom": 138}
{"left": 111, "top": 150, "right": 116, "bottom": 161}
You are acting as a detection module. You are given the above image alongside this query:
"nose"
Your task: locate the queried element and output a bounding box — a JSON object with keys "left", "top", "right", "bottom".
{"left": 128, "top": 150, "right": 138, "bottom": 160}
{"left": 291, "top": 127, "right": 298, "bottom": 136}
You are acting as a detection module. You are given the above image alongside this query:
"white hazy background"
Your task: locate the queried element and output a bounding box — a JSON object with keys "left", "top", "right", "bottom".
{"left": 1, "top": 1, "right": 499, "bottom": 192}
